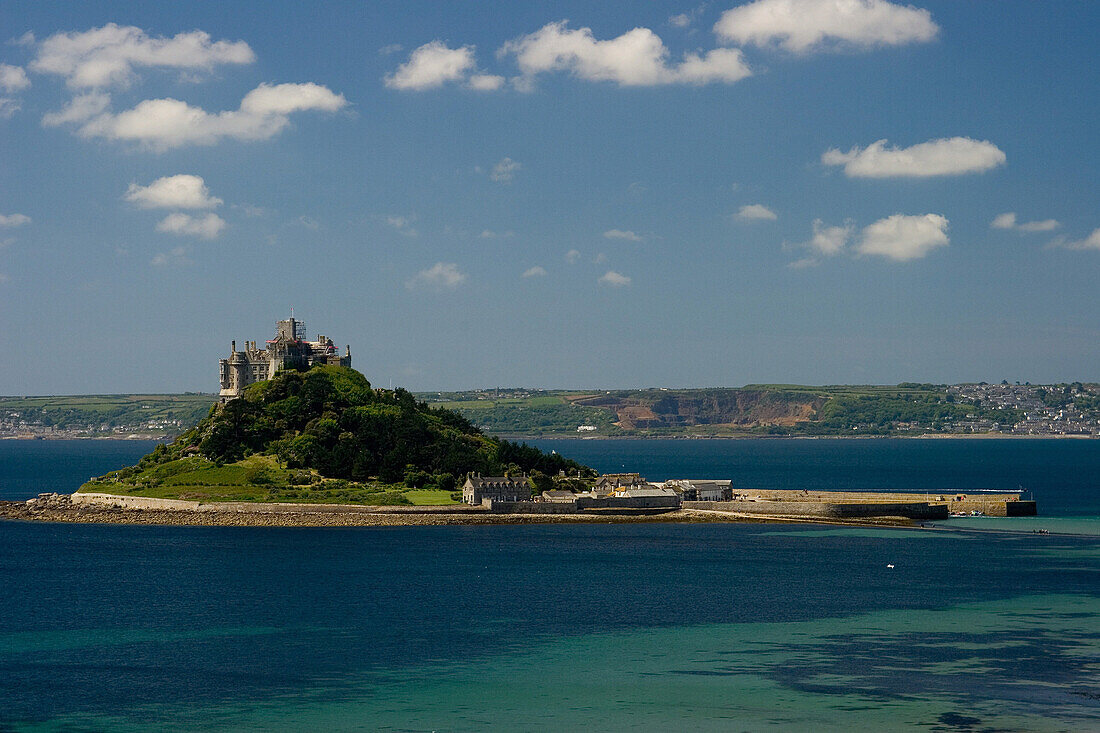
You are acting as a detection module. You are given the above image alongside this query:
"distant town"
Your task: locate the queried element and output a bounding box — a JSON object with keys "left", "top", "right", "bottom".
{"left": 3, "top": 380, "right": 1100, "bottom": 440}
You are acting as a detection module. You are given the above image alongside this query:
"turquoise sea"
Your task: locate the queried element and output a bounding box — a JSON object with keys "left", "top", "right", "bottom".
{"left": 1, "top": 438, "right": 1098, "bottom": 731}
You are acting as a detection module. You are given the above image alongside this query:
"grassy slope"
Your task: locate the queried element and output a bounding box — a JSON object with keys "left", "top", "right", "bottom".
{"left": 80, "top": 454, "right": 460, "bottom": 505}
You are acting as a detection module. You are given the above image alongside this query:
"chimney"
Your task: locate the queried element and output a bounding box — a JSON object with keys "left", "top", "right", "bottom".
{"left": 231, "top": 340, "right": 236, "bottom": 353}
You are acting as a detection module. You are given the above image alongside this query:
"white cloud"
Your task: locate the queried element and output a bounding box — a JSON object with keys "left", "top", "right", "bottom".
{"left": 1058, "top": 228, "right": 1100, "bottom": 251}
{"left": 378, "top": 44, "right": 404, "bottom": 56}
{"left": 807, "top": 219, "right": 853, "bottom": 256}
{"left": 50, "top": 82, "right": 347, "bottom": 150}
{"left": 0, "top": 98, "right": 20, "bottom": 119}
{"left": 385, "top": 41, "right": 477, "bottom": 90}
{"left": 736, "top": 204, "right": 778, "bottom": 221}
{"left": 522, "top": 266, "right": 548, "bottom": 278}
{"left": 0, "top": 213, "right": 31, "bottom": 227}
{"left": 786, "top": 218, "right": 853, "bottom": 267}
{"left": 788, "top": 257, "right": 819, "bottom": 269}
{"left": 670, "top": 6, "right": 707, "bottom": 29}
{"left": 822, "top": 137, "right": 1006, "bottom": 178}
{"left": 808, "top": 220, "right": 852, "bottom": 256}
{"left": 603, "top": 229, "right": 642, "bottom": 241}
{"left": 156, "top": 212, "right": 226, "bottom": 239}
{"left": 857, "top": 213, "right": 948, "bottom": 261}
{"left": 0, "top": 64, "right": 30, "bottom": 92}
{"left": 468, "top": 74, "right": 506, "bottom": 91}
{"left": 406, "top": 262, "right": 467, "bottom": 291}
{"left": 990, "top": 212, "right": 1060, "bottom": 233}
{"left": 125, "top": 174, "right": 222, "bottom": 209}
{"left": 565, "top": 249, "right": 581, "bottom": 264}
{"left": 151, "top": 245, "right": 190, "bottom": 266}
{"left": 40, "top": 91, "right": 111, "bottom": 126}
{"left": 0, "top": 64, "right": 30, "bottom": 118}
{"left": 384, "top": 215, "right": 418, "bottom": 237}
{"left": 598, "top": 270, "right": 632, "bottom": 287}
{"left": 478, "top": 229, "right": 514, "bottom": 239}
{"left": 384, "top": 41, "right": 505, "bottom": 91}
{"left": 31, "top": 24, "right": 254, "bottom": 89}
{"left": 594, "top": 252, "right": 608, "bottom": 264}
{"left": 490, "top": 157, "right": 521, "bottom": 182}
{"left": 500, "top": 21, "right": 751, "bottom": 87}
{"left": 714, "top": 0, "right": 939, "bottom": 53}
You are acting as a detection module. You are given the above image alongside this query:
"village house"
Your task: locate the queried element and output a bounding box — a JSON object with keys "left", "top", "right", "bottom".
{"left": 462, "top": 474, "right": 531, "bottom": 505}
{"left": 540, "top": 489, "right": 577, "bottom": 502}
{"left": 593, "top": 473, "right": 647, "bottom": 492}
{"left": 665, "top": 479, "right": 734, "bottom": 501}
{"left": 613, "top": 486, "right": 681, "bottom": 508}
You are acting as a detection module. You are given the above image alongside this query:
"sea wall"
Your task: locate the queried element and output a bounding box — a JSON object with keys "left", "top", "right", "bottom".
{"left": 70, "top": 492, "right": 487, "bottom": 514}
{"left": 731, "top": 490, "right": 1035, "bottom": 517}
{"left": 685, "top": 500, "right": 948, "bottom": 520}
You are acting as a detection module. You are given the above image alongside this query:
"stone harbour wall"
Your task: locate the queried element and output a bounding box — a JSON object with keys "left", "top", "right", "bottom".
{"left": 685, "top": 499, "right": 949, "bottom": 520}
{"left": 70, "top": 492, "right": 487, "bottom": 514}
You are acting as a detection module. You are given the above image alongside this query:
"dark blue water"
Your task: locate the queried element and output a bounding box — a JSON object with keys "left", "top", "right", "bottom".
{"left": 533, "top": 438, "right": 1100, "bottom": 517}
{"left": 0, "top": 440, "right": 160, "bottom": 501}
{"left": 5, "top": 437, "right": 1098, "bottom": 516}
{"left": 1, "top": 439, "right": 1098, "bottom": 730}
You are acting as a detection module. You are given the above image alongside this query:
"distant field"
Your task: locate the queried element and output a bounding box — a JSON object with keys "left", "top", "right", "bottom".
{"left": 1, "top": 394, "right": 216, "bottom": 430}
{"left": 435, "top": 394, "right": 566, "bottom": 410}
{"left": 742, "top": 384, "right": 941, "bottom": 397}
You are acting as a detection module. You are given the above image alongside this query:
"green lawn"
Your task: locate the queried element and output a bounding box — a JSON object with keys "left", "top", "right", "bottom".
{"left": 404, "top": 489, "right": 461, "bottom": 505}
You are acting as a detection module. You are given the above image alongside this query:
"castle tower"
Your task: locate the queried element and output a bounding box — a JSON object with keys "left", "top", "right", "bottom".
{"left": 219, "top": 317, "right": 353, "bottom": 402}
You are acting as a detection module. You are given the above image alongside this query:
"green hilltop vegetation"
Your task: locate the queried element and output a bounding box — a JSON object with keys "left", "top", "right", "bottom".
{"left": 81, "top": 366, "right": 593, "bottom": 505}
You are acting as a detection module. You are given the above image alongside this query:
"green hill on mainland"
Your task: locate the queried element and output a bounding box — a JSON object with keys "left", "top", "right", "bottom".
{"left": 80, "top": 365, "right": 593, "bottom": 505}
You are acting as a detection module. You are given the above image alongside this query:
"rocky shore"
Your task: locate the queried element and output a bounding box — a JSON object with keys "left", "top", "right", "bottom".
{"left": 0, "top": 494, "right": 913, "bottom": 529}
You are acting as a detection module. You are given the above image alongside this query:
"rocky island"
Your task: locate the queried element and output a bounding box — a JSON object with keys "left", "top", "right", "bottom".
{"left": 0, "top": 319, "right": 1036, "bottom": 527}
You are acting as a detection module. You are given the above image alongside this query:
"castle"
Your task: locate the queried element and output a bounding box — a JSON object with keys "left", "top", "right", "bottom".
{"left": 219, "top": 317, "right": 351, "bottom": 402}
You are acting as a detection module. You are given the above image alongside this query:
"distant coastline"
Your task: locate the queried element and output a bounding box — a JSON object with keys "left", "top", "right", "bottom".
{"left": 0, "top": 434, "right": 171, "bottom": 441}
{"left": 7, "top": 381, "right": 1100, "bottom": 440}
{"left": 499, "top": 433, "right": 1099, "bottom": 441}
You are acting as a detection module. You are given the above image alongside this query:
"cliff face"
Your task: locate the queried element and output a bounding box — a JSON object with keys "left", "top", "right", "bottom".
{"left": 567, "top": 390, "right": 824, "bottom": 430}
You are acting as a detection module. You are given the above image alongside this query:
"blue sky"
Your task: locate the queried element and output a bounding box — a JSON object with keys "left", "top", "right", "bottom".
{"left": 1, "top": 0, "right": 1098, "bottom": 394}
